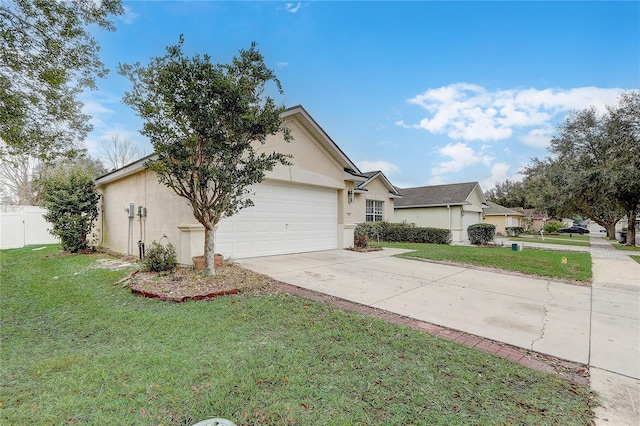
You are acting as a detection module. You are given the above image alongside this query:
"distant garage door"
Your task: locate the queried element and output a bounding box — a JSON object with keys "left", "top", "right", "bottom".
{"left": 215, "top": 182, "right": 338, "bottom": 259}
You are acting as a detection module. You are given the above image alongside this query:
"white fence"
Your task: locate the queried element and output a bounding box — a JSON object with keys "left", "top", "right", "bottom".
{"left": 0, "top": 206, "right": 59, "bottom": 249}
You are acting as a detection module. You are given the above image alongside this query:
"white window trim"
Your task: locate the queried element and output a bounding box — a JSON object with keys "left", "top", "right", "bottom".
{"left": 366, "top": 199, "right": 384, "bottom": 222}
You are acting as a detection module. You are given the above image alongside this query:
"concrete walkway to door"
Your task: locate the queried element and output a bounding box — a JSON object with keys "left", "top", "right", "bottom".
{"left": 237, "top": 236, "right": 639, "bottom": 425}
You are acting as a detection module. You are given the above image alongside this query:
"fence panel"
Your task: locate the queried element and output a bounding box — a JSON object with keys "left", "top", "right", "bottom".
{"left": 0, "top": 206, "right": 58, "bottom": 249}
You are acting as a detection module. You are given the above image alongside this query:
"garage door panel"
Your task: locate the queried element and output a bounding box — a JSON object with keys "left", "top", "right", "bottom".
{"left": 216, "top": 182, "right": 338, "bottom": 259}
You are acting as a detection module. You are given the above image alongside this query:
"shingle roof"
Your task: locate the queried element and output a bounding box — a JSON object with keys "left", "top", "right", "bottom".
{"left": 395, "top": 182, "right": 480, "bottom": 208}
{"left": 483, "top": 201, "right": 524, "bottom": 216}
{"left": 356, "top": 171, "right": 402, "bottom": 196}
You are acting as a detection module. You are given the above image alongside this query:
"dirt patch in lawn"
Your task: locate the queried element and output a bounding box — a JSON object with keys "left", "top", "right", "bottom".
{"left": 128, "top": 262, "right": 277, "bottom": 302}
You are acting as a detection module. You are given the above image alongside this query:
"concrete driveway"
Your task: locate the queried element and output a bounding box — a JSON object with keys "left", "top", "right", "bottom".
{"left": 237, "top": 236, "right": 640, "bottom": 424}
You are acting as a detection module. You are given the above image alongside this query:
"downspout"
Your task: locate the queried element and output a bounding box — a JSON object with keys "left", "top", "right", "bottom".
{"left": 447, "top": 205, "right": 451, "bottom": 235}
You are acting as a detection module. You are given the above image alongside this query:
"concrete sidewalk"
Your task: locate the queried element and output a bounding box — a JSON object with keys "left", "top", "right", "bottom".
{"left": 588, "top": 235, "right": 640, "bottom": 425}
{"left": 237, "top": 237, "right": 639, "bottom": 424}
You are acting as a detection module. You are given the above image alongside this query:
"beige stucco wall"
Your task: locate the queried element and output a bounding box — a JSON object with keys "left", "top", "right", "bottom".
{"left": 394, "top": 205, "right": 468, "bottom": 242}
{"left": 350, "top": 178, "right": 395, "bottom": 224}
{"left": 97, "top": 169, "right": 195, "bottom": 258}
{"left": 484, "top": 215, "right": 522, "bottom": 235}
{"left": 259, "top": 118, "right": 345, "bottom": 188}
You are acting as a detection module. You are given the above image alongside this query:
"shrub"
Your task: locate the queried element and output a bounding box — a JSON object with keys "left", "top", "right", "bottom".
{"left": 40, "top": 166, "right": 100, "bottom": 253}
{"left": 141, "top": 240, "right": 177, "bottom": 272}
{"left": 467, "top": 223, "right": 496, "bottom": 245}
{"left": 354, "top": 221, "right": 452, "bottom": 245}
{"left": 544, "top": 222, "right": 563, "bottom": 233}
{"left": 353, "top": 232, "right": 368, "bottom": 249}
{"left": 505, "top": 226, "right": 524, "bottom": 237}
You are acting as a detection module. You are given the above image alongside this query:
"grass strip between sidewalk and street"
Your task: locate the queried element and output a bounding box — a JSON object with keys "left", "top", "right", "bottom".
{"left": 382, "top": 242, "right": 592, "bottom": 283}
{"left": 508, "top": 235, "right": 590, "bottom": 247}
{"left": 0, "top": 245, "right": 596, "bottom": 425}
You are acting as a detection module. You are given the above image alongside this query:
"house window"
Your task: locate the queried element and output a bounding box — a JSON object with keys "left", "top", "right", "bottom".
{"left": 366, "top": 200, "right": 384, "bottom": 222}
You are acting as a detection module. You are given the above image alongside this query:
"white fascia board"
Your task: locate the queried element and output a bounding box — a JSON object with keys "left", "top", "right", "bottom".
{"left": 95, "top": 154, "right": 157, "bottom": 186}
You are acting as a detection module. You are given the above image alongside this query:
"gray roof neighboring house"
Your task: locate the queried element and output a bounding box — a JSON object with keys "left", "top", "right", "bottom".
{"left": 395, "top": 182, "right": 484, "bottom": 208}
{"left": 483, "top": 201, "right": 525, "bottom": 216}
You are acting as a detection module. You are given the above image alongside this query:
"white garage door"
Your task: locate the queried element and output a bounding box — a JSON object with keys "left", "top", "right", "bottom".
{"left": 215, "top": 182, "right": 338, "bottom": 259}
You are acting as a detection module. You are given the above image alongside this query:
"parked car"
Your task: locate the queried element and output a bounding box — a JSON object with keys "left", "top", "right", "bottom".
{"left": 559, "top": 226, "right": 590, "bottom": 234}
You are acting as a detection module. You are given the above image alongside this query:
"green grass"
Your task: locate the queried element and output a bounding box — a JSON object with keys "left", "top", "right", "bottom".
{"left": 508, "top": 234, "right": 590, "bottom": 247}
{"left": 1, "top": 245, "right": 596, "bottom": 425}
{"left": 610, "top": 241, "right": 640, "bottom": 252}
{"left": 383, "top": 242, "right": 592, "bottom": 282}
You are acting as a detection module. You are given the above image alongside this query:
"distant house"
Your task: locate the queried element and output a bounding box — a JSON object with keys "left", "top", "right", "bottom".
{"left": 394, "top": 182, "right": 487, "bottom": 243}
{"left": 514, "top": 208, "right": 548, "bottom": 233}
{"left": 482, "top": 201, "right": 524, "bottom": 236}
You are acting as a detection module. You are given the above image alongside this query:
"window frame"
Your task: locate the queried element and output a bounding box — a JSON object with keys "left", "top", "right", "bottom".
{"left": 366, "top": 199, "right": 384, "bottom": 222}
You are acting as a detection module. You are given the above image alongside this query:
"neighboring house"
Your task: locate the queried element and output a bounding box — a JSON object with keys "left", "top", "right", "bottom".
{"left": 394, "top": 182, "right": 487, "bottom": 243}
{"left": 94, "top": 105, "right": 399, "bottom": 264}
{"left": 514, "top": 208, "right": 548, "bottom": 233}
{"left": 482, "top": 201, "right": 524, "bottom": 236}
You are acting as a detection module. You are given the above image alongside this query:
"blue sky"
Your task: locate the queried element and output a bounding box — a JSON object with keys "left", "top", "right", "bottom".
{"left": 84, "top": 1, "right": 639, "bottom": 190}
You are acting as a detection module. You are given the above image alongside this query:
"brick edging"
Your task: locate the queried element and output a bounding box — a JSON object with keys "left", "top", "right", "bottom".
{"left": 272, "top": 281, "right": 589, "bottom": 386}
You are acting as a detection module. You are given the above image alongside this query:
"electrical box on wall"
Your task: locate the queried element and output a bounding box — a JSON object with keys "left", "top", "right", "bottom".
{"left": 125, "top": 203, "right": 135, "bottom": 218}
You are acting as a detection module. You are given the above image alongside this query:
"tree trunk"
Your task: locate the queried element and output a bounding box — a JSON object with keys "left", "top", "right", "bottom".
{"left": 626, "top": 210, "right": 637, "bottom": 247}
{"left": 606, "top": 225, "right": 616, "bottom": 240}
{"left": 204, "top": 227, "right": 216, "bottom": 275}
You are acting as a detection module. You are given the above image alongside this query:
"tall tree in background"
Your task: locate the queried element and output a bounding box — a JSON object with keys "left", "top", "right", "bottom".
{"left": 119, "top": 37, "right": 292, "bottom": 274}
{"left": 99, "top": 134, "right": 142, "bottom": 170}
{"left": 605, "top": 91, "right": 640, "bottom": 245}
{"left": 484, "top": 179, "right": 532, "bottom": 208}
{"left": 523, "top": 91, "right": 639, "bottom": 245}
{"left": 0, "top": 0, "right": 123, "bottom": 161}
{"left": 0, "top": 154, "right": 43, "bottom": 205}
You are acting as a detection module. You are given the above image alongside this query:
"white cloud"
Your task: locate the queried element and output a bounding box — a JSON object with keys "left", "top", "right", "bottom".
{"left": 119, "top": 6, "right": 139, "bottom": 24}
{"left": 398, "top": 84, "right": 625, "bottom": 143}
{"left": 277, "top": 62, "right": 289, "bottom": 69}
{"left": 357, "top": 160, "right": 400, "bottom": 175}
{"left": 285, "top": 3, "right": 303, "bottom": 13}
{"left": 521, "top": 127, "right": 555, "bottom": 149}
{"left": 480, "top": 162, "right": 511, "bottom": 191}
{"left": 82, "top": 100, "right": 114, "bottom": 128}
{"left": 430, "top": 142, "right": 492, "bottom": 176}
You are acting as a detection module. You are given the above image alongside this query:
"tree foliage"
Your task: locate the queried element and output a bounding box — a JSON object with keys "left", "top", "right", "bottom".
{"left": 119, "top": 37, "right": 292, "bottom": 273}
{"left": 0, "top": 0, "right": 123, "bottom": 161}
{"left": 523, "top": 91, "right": 639, "bottom": 244}
{"left": 484, "top": 179, "right": 532, "bottom": 208}
{"left": 40, "top": 164, "right": 101, "bottom": 252}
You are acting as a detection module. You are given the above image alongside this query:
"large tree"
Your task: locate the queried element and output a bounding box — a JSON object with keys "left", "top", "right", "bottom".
{"left": 119, "top": 38, "right": 292, "bottom": 274}
{"left": 484, "top": 179, "right": 532, "bottom": 209}
{"left": 99, "top": 134, "right": 142, "bottom": 171}
{"left": 0, "top": 0, "right": 123, "bottom": 161}
{"left": 523, "top": 91, "right": 639, "bottom": 245}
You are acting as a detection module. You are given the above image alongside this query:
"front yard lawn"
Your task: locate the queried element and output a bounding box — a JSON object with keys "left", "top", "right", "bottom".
{"left": 383, "top": 242, "right": 592, "bottom": 283}
{"left": 0, "top": 245, "right": 596, "bottom": 425}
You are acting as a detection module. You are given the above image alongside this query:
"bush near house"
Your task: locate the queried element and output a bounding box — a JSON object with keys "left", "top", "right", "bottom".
{"left": 355, "top": 222, "right": 452, "bottom": 245}
{"left": 505, "top": 226, "right": 524, "bottom": 237}
{"left": 544, "top": 221, "right": 563, "bottom": 233}
{"left": 468, "top": 223, "right": 496, "bottom": 245}
{"left": 141, "top": 240, "right": 177, "bottom": 272}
